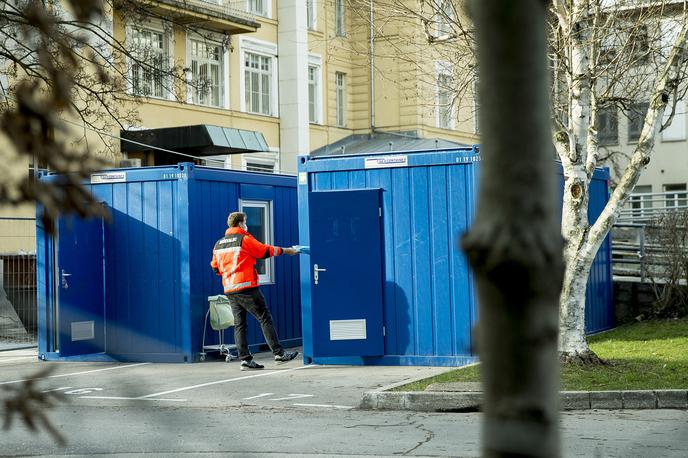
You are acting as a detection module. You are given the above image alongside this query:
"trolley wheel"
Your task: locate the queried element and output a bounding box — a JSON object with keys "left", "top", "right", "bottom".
{"left": 225, "top": 355, "right": 232, "bottom": 363}
{"left": 200, "top": 354, "right": 206, "bottom": 362}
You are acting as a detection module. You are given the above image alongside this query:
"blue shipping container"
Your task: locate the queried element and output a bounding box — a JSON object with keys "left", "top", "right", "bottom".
{"left": 298, "top": 148, "right": 613, "bottom": 367}
{"left": 37, "top": 163, "right": 301, "bottom": 362}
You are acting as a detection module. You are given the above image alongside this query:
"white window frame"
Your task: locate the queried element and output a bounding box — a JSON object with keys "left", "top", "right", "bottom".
{"left": 435, "top": 62, "right": 455, "bottom": 130}
{"left": 335, "top": 71, "right": 347, "bottom": 127}
{"left": 246, "top": 0, "right": 271, "bottom": 18}
{"left": 307, "top": 0, "right": 317, "bottom": 31}
{"left": 335, "top": 0, "right": 345, "bottom": 37}
{"left": 126, "top": 22, "right": 174, "bottom": 100}
{"left": 240, "top": 37, "right": 279, "bottom": 117}
{"left": 239, "top": 199, "right": 275, "bottom": 284}
{"left": 308, "top": 54, "right": 323, "bottom": 124}
{"left": 662, "top": 98, "right": 686, "bottom": 142}
{"left": 242, "top": 150, "right": 279, "bottom": 174}
{"left": 436, "top": 0, "right": 455, "bottom": 37}
{"left": 186, "top": 32, "right": 229, "bottom": 109}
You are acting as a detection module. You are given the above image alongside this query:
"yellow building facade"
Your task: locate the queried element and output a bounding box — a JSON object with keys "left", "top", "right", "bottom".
{"left": 0, "top": 0, "right": 479, "bottom": 253}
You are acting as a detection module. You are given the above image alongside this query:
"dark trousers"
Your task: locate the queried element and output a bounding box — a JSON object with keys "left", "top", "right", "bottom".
{"left": 227, "top": 287, "right": 284, "bottom": 361}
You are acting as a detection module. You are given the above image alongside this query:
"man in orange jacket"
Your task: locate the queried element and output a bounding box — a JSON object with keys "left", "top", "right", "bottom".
{"left": 211, "top": 211, "right": 300, "bottom": 370}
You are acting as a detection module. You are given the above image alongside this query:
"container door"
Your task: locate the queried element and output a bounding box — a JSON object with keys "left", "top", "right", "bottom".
{"left": 57, "top": 215, "right": 105, "bottom": 356}
{"left": 309, "top": 189, "right": 384, "bottom": 357}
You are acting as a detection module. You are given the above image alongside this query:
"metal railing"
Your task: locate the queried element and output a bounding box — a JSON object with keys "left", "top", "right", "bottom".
{"left": 0, "top": 216, "right": 37, "bottom": 349}
{"left": 618, "top": 190, "right": 688, "bottom": 224}
{"left": 0, "top": 252, "right": 37, "bottom": 348}
{"left": 158, "top": 0, "right": 259, "bottom": 23}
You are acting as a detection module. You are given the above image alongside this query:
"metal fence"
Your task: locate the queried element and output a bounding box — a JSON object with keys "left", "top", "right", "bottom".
{"left": 618, "top": 190, "right": 688, "bottom": 224}
{"left": 0, "top": 253, "right": 37, "bottom": 347}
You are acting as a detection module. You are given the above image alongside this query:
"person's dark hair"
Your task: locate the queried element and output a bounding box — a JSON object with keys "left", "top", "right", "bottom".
{"left": 227, "top": 212, "right": 246, "bottom": 228}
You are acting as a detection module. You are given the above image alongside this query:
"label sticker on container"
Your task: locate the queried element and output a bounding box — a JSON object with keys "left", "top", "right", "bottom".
{"left": 364, "top": 155, "right": 408, "bottom": 169}
{"left": 91, "top": 172, "right": 126, "bottom": 184}
{"left": 298, "top": 172, "right": 308, "bottom": 185}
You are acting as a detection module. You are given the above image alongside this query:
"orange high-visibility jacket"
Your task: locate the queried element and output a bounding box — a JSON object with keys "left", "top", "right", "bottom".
{"left": 210, "top": 227, "right": 283, "bottom": 293}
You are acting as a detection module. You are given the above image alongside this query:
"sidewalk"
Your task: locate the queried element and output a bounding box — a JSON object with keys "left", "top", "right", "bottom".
{"left": 360, "top": 381, "right": 688, "bottom": 412}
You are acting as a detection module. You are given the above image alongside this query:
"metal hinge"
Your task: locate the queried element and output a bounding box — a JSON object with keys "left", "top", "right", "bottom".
{"left": 379, "top": 207, "right": 382, "bottom": 217}
{"left": 383, "top": 326, "right": 386, "bottom": 336}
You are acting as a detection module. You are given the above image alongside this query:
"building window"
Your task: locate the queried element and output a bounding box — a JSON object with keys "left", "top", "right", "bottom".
{"left": 307, "top": 0, "right": 316, "bottom": 30}
{"left": 630, "top": 185, "right": 652, "bottom": 219}
{"left": 631, "top": 25, "right": 650, "bottom": 65}
{"left": 240, "top": 200, "right": 274, "bottom": 283}
{"left": 437, "top": 72, "right": 453, "bottom": 129}
{"left": 628, "top": 102, "right": 648, "bottom": 143}
{"left": 244, "top": 52, "right": 273, "bottom": 115}
{"left": 662, "top": 98, "right": 686, "bottom": 142}
{"left": 335, "top": 0, "right": 345, "bottom": 36}
{"left": 130, "top": 28, "right": 169, "bottom": 99}
{"left": 189, "top": 38, "right": 224, "bottom": 108}
{"left": 664, "top": 184, "right": 687, "bottom": 209}
{"left": 246, "top": 162, "right": 275, "bottom": 173}
{"left": 308, "top": 65, "right": 321, "bottom": 124}
{"left": 335, "top": 71, "right": 346, "bottom": 127}
{"left": 436, "top": 0, "right": 455, "bottom": 36}
{"left": 597, "top": 105, "right": 618, "bottom": 145}
{"left": 247, "top": 0, "right": 269, "bottom": 17}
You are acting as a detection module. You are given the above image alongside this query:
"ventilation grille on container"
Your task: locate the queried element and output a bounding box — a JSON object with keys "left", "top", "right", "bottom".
{"left": 329, "top": 319, "right": 367, "bottom": 341}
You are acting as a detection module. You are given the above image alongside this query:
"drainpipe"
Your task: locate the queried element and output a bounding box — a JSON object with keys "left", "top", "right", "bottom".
{"left": 370, "top": 0, "right": 375, "bottom": 133}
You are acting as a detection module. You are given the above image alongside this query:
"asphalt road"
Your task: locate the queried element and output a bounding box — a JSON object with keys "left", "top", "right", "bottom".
{"left": 2, "top": 349, "right": 687, "bottom": 457}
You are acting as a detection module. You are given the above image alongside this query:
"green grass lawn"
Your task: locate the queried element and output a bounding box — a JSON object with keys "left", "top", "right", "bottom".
{"left": 393, "top": 319, "right": 688, "bottom": 392}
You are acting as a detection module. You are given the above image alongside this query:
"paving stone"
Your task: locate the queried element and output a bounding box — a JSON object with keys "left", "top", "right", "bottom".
{"left": 560, "top": 391, "right": 590, "bottom": 410}
{"left": 424, "top": 382, "right": 482, "bottom": 392}
{"left": 622, "top": 390, "right": 656, "bottom": 409}
{"left": 655, "top": 390, "right": 688, "bottom": 409}
{"left": 590, "top": 391, "right": 623, "bottom": 409}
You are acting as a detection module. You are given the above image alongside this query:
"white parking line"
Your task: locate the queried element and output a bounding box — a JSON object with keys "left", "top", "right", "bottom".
{"left": 293, "top": 403, "right": 354, "bottom": 410}
{"left": 79, "top": 396, "right": 187, "bottom": 402}
{"left": 243, "top": 393, "right": 275, "bottom": 400}
{"left": 137, "top": 365, "right": 315, "bottom": 399}
{"left": 0, "top": 356, "right": 36, "bottom": 364}
{"left": 269, "top": 393, "right": 314, "bottom": 401}
{"left": 0, "top": 363, "right": 151, "bottom": 386}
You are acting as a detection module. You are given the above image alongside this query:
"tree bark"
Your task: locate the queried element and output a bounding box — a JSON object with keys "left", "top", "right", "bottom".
{"left": 463, "top": 1, "right": 564, "bottom": 457}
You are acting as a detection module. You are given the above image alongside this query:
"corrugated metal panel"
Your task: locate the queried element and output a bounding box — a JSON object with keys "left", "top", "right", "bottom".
{"left": 300, "top": 150, "right": 613, "bottom": 366}
{"left": 556, "top": 166, "right": 614, "bottom": 335}
{"left": 300, "top": 149, "right": 480, "bottom": 365}
{"left": 190, "top": 167, "right": 301, "bottom": 353}
{"left": 37, "top": 164, "right": 300, "bottom": 362}
{"left": 586, "top": 170, "right": 614, "bottom": 334}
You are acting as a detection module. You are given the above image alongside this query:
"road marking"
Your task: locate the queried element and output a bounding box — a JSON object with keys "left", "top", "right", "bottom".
{"left": 269, "top": 393, "right": 314, "bottom": 401}
{"left": 0, "top": 363, "right": 151, "bottom": 386}
{"left": 64, "top": 388, "right": 103, "bottom": 395}
{"left": 0, "top": 356, "right": 36, "bottom": 364}
{"left": 243, "top": 392, "right": 274, "bottom": 400}
{"left": 42, "top": 386, "right": 72, "bottom": 393}
{"left": 137, "top": 364, "right": 315, "bottom": 399}
{"left": 293, "top": 403, "right": 354, "bottom": 410}
{"left": 79, "top": 396, "right": 187, "bottom": 402}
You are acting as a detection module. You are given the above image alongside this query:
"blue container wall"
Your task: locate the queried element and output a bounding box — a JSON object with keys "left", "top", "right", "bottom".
{"left": 556, "top": 166, "right": 614, "bottom": 334}
{"left": 37, "top": 164, "right": 301, "bottom": 362}
{"left": 299, "top": 149, "right": 614, "bottom": 365}
{"left": 299, "top": 149, "right": 480, "bottom": 364}
{"left": 188, "top": 167, "right": 302, "bottom": 353}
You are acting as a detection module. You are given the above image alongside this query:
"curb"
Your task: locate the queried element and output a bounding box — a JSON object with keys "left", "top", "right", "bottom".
{"left": 360, "top": 389, "right": 688, "bottom": 412}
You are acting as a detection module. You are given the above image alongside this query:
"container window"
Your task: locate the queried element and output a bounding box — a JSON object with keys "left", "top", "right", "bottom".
{"left": 240, "top": 200, "right": 274, "bottom": 284}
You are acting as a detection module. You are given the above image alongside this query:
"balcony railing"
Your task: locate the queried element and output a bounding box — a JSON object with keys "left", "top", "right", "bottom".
{"left": 618, "top": 190, "right": 688, "bottom": 224}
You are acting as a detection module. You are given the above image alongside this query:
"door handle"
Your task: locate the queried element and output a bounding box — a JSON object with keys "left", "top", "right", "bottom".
{"left": 61, "top": 269, "right": 72, "bottom": 289}
{"left": 313, "top": 264, "right": 327, "bottom": 285}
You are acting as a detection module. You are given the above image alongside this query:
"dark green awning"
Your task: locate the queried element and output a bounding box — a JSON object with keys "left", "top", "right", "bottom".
{"left": 121, "top": 125, "right": 269, "bottom": 156}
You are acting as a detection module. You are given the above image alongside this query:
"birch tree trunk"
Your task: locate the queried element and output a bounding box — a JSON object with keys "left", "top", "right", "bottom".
{"left": 463, "top": 1, "right": 563, "bottom": 456}
{"left": 556, "top": 2, "right": 688, "bottom": 362}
